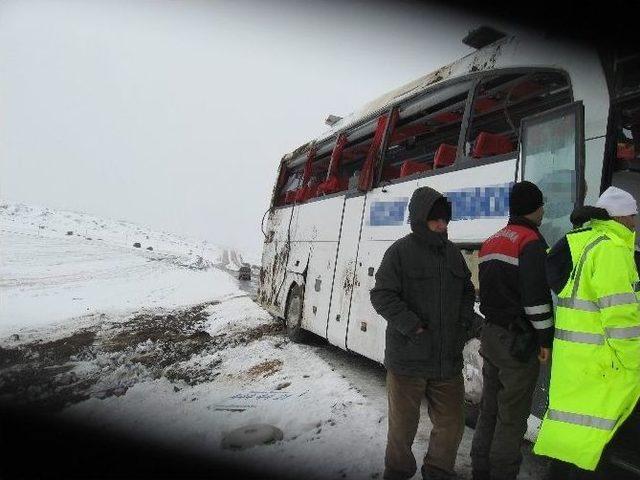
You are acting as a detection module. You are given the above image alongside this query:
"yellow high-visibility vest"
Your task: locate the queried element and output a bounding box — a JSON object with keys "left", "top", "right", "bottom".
{"left": 534, "top": 219, "right": 640, "bottom": 470}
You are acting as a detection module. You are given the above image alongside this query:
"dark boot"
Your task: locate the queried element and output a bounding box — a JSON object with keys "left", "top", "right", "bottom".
{"left": 421, "top": 464, "right": 456, "bottom": 480}
{"left": 471, "top": 470, "right": 490, "bottom": 480}
{"left": 382, "top": 467, "right": 414, "bottom": 480}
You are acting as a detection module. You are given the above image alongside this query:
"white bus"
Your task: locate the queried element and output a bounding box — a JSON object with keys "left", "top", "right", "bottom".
{"left": 258, "top": 27, "right": 639, "bottom": 467}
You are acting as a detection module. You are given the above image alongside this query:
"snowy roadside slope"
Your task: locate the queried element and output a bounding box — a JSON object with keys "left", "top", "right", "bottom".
{"left": 64, "top": 297, "right": 388, "bottom": 480}
{"left": 60, "top": 297, "right": 545, "bottom": 480}
{"left": 0, "top": 203, "right": 238, "bottom": 337}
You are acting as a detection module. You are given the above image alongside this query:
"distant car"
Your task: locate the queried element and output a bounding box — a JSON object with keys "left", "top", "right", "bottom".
{"left": 238, "top": 265, "right": 251, "bottom": 281}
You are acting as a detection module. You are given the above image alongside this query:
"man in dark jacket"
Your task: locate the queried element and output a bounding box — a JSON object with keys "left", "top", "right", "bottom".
{"left": 370, "top": 186, "right": 475, "bottom": 480}
{"left": 470, "top": 181, "right": 554, "bottom": 480}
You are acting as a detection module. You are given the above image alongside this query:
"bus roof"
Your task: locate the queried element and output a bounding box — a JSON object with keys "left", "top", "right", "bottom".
{"left": 281, "top": 32, "right": 607, "bottom": 166}
{"left": 282, "top": 35, "right": 516, "bottom": 163}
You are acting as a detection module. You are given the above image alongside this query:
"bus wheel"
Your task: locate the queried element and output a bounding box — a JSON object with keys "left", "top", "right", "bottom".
{"left": 285, "top": 284, "right": 308, "bottom": 343}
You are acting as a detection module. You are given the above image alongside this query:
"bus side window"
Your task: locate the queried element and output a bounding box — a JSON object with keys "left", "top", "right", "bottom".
{"left": 273, "top": 141, "right": 335, "bottom": 206}
{"left": 464, "top": 71, "right": 572, "bottom": 160}
{"left": 296, "top": 152, "right": 331, "bottom": 203}
{"left": 336, "top": 138, "right": 369, "bottom": 193}
{"left": 318, "top": 119, "right": 377, "bottom": 195}
{"left": 277, "top": 166, "right": 304, "bottom": 206}
{"left": 379, "top": 80, "right": 472, "bottom": 182}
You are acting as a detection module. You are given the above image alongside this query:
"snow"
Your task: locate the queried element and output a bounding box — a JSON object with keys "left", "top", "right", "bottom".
{"left": 0, "top": 202, "right": 547, "bottom": 479}
{"left": 65, "top": 325, "right": 386, "bottom": 479}
{"left": 61, "top": 296, "right": 388, "bottom": 479}
{"left": 0, "top": 203, "right": 239, "bottom": 337}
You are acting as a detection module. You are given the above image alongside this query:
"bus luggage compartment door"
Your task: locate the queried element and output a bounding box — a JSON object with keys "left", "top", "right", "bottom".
{"left": 344, "top": 240, "right": 391, "bottom": 363}
{"left": 325, "top": 194, "right": 367, "bottom": 349}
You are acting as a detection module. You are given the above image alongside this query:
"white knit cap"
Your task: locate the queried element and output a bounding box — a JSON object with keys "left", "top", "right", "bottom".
{"left": 595, "top": 186, "right": 638, "bottom": 217}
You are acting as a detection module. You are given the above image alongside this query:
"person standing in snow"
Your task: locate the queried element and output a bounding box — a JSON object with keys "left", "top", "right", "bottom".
{"left": 370, "top": 186, "right": 475, "bottom": 480}
{"left": 470, "top": 181, "right": 553, "bottom": 480}
{"left": 534, "top": 186, "right": 640, "bottom": 478}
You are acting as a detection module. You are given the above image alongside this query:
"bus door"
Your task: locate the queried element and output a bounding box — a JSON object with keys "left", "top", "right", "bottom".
{"left": 517, "top": 101, "right": 586, "bottom": 247}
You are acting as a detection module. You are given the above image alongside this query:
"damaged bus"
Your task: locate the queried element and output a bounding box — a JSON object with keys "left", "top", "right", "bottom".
{"left": 258, "top": 27, "right": 640, "bottom": 475}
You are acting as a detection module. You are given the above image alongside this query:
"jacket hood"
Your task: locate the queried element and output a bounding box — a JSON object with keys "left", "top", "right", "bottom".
{"left": 591, "top": 218, "right": 636, "bottom": 249}
{"left": 570, "top": 206, "right": 610, "bottom": 228}
{"left": 408, "top": 186, "right": 447, "bottom": 243}
{"left": 547, "top": 216, "right": 636, "bottom": 295}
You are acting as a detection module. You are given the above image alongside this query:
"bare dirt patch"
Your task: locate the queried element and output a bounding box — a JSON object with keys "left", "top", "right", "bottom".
{"left": 246, "top": 359, "right": 283, "bottom": 378}
{"left": 0, "top": 346, "right": 27, "bottom": 368}
{"left": 0, "top": 300, "right": 285, "bottom": 412}
{"left": 210, "top": 321, "right": 284, "bottom": 350}
{"left": 161, "top": 321, "right": 285, "bottom": 386}
{"left": 0, "top": 330, "right": 98, "bottom": 411}
{"left": 102, "top": 302, "right": 218, "bottom": 372}
{"left": 33, "top": 331, "right": 97, "bottom": 364}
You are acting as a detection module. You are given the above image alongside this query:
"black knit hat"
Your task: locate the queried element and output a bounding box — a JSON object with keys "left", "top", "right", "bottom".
{"left": 509, "top": 181, "right": 544, "bottom": 216}
{"left": 427, "top": 197, "right": 452, "bottom": 222}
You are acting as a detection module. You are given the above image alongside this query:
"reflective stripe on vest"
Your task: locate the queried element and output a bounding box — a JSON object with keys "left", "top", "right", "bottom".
{"left": 598, "top": 292, "right": 638, "bottom": 309}
{"left": 606, "top": 325, "right": 640, "bottom": 339}
{"left": 556, "top": 236, "right": 609, "bottom": 313}
{"left": 570, "top": 236, "right": 608, "bottom": 297}
{"left": 547, "top": 409, "right": 617, "bottom": 430}
{"left": 555, "top": 328, "right": 604, "bottom": 345}
{"left": 557, "top": 293, "right": 640, "bottom": 312}
{"left": 556, "top": 297, "right": 599, "bottom": 312}
{"left": 555, "top": 326, "right": 640, "bottom": 343}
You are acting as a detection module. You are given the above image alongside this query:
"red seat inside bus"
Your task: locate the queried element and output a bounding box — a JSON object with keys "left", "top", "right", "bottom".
{"left": 434, "top": 144, "right": 457, "bottom": 168}
{"left": 284, "top": 190, "right": 298, "bottom": 204}
{"left": 307, "top": 184, "right": 320, "bottom": 200}
{"left": 317, "top": 175, "right": 348, "bottom": 195}
{"left": 400, "top": 160, "right": 432, "bottom": 177}
{"left": 474, "top": 97, "right": 499, "bottom": 113}
{"left": 296, "top": 184, "right": 320, "bottom": 203}
{"left": 433, "top": 111, "right": 462, "bottom": 123}
{"left": 618, "top": 142, "right": 635, "bottom": 161}
{"left": 294, "top": 188, "right": 306, "bottom": 203}
{"left": 472, "top": 132, "right": 514, "bottom": 158}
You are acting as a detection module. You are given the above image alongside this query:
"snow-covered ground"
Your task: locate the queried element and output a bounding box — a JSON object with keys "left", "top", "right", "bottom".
{"left": 0, "top": 203, "right": 248, "bottom": 336}
{"left": 0, "top": 202, "right": 547, "bottom": 479}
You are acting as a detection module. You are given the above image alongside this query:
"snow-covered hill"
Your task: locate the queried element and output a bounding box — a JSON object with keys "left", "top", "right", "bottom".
{"left": 1, "top": 202, "right": 222, "bottom": 259}
{"left": 0, "top": 202, "right": 241, "bottom": 337}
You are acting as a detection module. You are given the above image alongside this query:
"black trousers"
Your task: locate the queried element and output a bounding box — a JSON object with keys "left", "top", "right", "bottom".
{"left": 470, "top": 322, "right": 539, "bottom": 480}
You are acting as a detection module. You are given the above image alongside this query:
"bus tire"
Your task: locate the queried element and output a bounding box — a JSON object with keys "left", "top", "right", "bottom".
{"left": 285, "top": 284, "right": 308, "bottom": 343}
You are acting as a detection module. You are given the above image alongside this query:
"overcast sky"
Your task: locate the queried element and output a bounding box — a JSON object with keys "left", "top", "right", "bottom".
{"left": 0, "top": 0, "right": 493, "bottom": 256}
